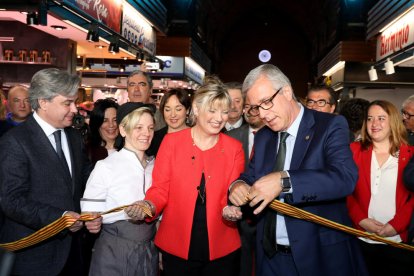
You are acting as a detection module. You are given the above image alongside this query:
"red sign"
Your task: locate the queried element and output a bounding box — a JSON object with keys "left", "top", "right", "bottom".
{"left": 65, "top": 0, "right": 122, "bottom": 33}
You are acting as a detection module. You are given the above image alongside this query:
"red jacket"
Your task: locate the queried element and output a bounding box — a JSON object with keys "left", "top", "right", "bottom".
{"left": 145, "top": 129, "right": 244, "bottom": 260}
{"left": 347, "top": 142, "right": 414, "bottom": 242}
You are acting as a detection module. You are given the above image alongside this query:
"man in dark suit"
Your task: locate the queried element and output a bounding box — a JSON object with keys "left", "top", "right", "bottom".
{"left": 229, "top": 64, "right": 367, "bottom": 276}
{"left": 228, "top": 96, "right": 264, "bottom": 276}
{"left": 0, "top": 68, "right": 102, "bottom": 275}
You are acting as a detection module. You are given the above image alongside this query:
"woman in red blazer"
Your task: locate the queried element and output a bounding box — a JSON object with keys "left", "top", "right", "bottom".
{"left": 127, "top": 77, "right": 245, "bottom": 276}
{"left": 347, "top": 100, "right": 414, "bottom": 276}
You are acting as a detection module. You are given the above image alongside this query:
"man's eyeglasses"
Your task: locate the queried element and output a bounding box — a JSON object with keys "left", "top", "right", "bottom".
{"left": 306, "top": 99, "right": 332, "bottom": 107}
{"left": 246, "top": 87, "right": 282, "bottom": 117}
{"left": 401, "top": 109, "right": 414, "bottom": 119}
{"left": 128, "top": 81, "right": 148, "bottom": 88}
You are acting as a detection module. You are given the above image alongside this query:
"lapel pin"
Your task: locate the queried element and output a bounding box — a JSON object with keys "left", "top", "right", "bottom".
{"left": 305, "top": 135, "right": 310, "bottom": 140}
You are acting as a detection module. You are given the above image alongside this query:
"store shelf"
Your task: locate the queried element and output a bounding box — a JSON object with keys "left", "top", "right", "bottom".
{"left": 0, "top": 60, "right": 52, "bottom": 65}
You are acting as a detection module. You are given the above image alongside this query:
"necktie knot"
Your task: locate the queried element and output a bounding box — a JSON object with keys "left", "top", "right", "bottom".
{"left": 279, "top": 132, "right": 289, "bottom": 143}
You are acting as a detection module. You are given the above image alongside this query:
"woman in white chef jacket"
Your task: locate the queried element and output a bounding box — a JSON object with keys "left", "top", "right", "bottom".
{"left": 81, "top": 102, "right": 158, "bottom": 276}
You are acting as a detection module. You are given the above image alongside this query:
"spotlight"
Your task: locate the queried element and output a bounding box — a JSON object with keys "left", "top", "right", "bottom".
{"left": 385, "top": 58, "right": 395, "bottom": 75}
{"left": 86, "top": 24, "right": 99, "bottom": 42}
{"left": 108, "top": 37, "right": 120, "bottom": 54}
{"left": 38, "top": 0, "right": 48, "bottom": 26}
{"left": 26, "top": 12, "right": 38, "bottom": 25}
{"left": 136, "top": 52, "right": 145, "bottom": 62}
{"left": 51, "top": 25, "right": 66, "bottom": 31}
{"left": 119, "top": 64, "right": 126, "bottom": 72}
{"left": 368, "top": 66, "right": 378, "bottom": 81}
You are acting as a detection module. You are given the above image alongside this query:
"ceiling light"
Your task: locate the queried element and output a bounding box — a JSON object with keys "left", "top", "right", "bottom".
{"left": 108, "top": 37, "right": 120, "bottom": 54}
{"left": 95, "top": 45, "right": 106, "bottom": 49}
{"left": 384, "top": 58, "right": 395, "bottom": 75}
{"left": 51, "top": 25, "right": 67, "bottom": 31}
{"left": 119, "top": 64, "right": 126, "bottom": 72}
{"left": 368, "top": 66, "right": 378, "bottom": 81}
{"left": 86, "top": 24, "right": 99, "bottom": 42}
{"left": 26, "top": 12, "right": 38, "bottom": 25}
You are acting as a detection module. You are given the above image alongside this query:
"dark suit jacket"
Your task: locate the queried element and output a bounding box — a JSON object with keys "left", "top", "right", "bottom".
{"left": 227, "top": 124, "right": 250, "bottom": 171}
{"left": 239, "top": 108, "right": 367, "bottom": 276}
{"left": 0, "top": 115, "right": 91, "bottom": 275}
{"left": 405, "top": 155, "right": 414, "bottom": 191}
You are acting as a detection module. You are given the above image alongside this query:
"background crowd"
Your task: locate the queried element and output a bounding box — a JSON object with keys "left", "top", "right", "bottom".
{"left": 0, "top": 65, "right": 414, "bottom": 276}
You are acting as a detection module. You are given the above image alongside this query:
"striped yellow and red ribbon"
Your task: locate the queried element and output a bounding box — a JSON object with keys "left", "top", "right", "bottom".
{"left": 0, "top": 204, "right": 152, "bottom": 252}
{"left": 1, "top": 200, "right": 413, "bottom": 252}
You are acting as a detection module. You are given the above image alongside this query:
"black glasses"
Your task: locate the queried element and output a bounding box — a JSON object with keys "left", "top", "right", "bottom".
{"left": 306, "top": 99, "right": 331, "bottom": 107}
{"left": 246, "top": 87, "right": 282, "bottom": 117}
{"left": 401, "top": 109, "right": 414, "bottom": 119}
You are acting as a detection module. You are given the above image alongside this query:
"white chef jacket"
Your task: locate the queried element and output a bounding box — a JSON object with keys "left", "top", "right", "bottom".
{"left": 81, "top": 148, "right": 154, "bottom": 224}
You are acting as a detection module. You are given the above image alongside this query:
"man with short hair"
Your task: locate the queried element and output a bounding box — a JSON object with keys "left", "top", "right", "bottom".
{"left": 0, "top": 85, "right": 32, "bottom": 137}
{"left": 305, "top": 84, "right": 337, "bottom": 113}
{"left": 126, "top": 70, "right": 165, "bottom": 130}
{"left": 0, "top": 68, "right": 102, "bottom": 275}
{"left": 227, "top": 95, "right": 264, "bottom": 276}
{"left": 229, "top": 64, "right": 367, "bottom": 276}
{"left": 401, "top": 95, "right": 414, "bottom": 145}
{"left": 224, "top": 82, "right": 245, "bottom": 131}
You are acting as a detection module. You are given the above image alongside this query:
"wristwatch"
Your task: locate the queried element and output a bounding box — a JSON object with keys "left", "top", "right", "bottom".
{"left": 280, "top": 171, "right": 291, "bottom": 193}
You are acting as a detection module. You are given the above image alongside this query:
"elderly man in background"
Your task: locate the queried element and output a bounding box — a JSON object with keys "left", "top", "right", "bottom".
{"left": 126, "top": 70, "right": 165, "bottom": 130}
{"left": 402, "top": 95, "right": 414, "bottom": 145}
{"left": 0, "top": 85, "right": 32, "bottom": 137}
{"left": 224, "top": 82, "right": 245, "bottom": 131}
{"left": 305, "top": 84, "right": 337, "bottom": 113}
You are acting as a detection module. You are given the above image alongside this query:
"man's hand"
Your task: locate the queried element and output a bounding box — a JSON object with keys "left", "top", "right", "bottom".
{"left": 222, "top": 205, "right": 243, "bottom": 221}
{"left": 359, "top": 218, "right": 384, "bottom": 233}
{"left": 229, "top": 181, "right": 251, "bottom": 206}
{"left": 66, "top": 211, "right": 83, "bottom": 232}
{"left": 248, "top": 172, "right": 282, "bottom": 215}
{"left": 84, "top": 212, "right": 102, "bottom": 234}
{"left": 377, "top": 223, "right": 397, "bottom": 237}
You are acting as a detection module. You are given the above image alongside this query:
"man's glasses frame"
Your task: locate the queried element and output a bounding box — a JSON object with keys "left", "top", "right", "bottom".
{"left": 305, "top": 99, "right": 332, "bottom": 108}
{"left": 401, "top": 109, "right": 414, "bottom": 119}
{"left": 246, "top": 87, "right": 282, "bottom": 117}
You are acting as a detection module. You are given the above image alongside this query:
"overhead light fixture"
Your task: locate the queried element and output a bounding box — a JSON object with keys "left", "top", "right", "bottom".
{"left": 368, "top": 66, "right": 378, "bottom": 81}
{"left": 86, "top": 24, "right": 99, "bottom": 42}
{"left": 108, "top": 37, "right": 120, "bottom": 54}
{"left": 322, "top": 61, "right": 345, "bottom": 77}
{"left": 38, "top": 0, "right": 48, "bottom": 26}
{"left": 119, "top": 64, "right": 126, "bottom": 72}
{"left": 51, "top": 25, "right": 66, "bottom": 31}
{"left": 95, "top": 45, "right": 106, "bottom": 49}
{"left": 384, "top": 58, "right": 395, "bottom": 75}
{"left": 136, "top": 52, "right": 145, "bottom": 62}
{"left": 26, "top": 12, "right": 38, "bottom": 25}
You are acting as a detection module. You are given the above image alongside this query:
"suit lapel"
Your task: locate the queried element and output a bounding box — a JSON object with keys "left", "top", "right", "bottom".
{"left": 290, "top": 108, "right": 314, "bottom": 170}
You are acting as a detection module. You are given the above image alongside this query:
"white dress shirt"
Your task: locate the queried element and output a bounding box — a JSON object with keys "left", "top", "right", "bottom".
{"left": 276, "top": 103, "right": 304, "bottom": 245}
{"left": 360, "top": 152, "right": 401, "bottom": 243}
{"left": 81, "top": 148, "right": 154, "bottom": 224}
{"left": 225, "top": 117, "right": 244, "bottom": 131}
{"left": 33, "top": 111, "right": 72, "bottom": 175}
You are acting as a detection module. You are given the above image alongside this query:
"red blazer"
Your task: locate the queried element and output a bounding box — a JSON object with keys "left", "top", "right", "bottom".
{"left": 145, "top": 128, "right": 245, "bottom": 260}
{"left": 347, "top": 142, "right": 414, "bottom": 242}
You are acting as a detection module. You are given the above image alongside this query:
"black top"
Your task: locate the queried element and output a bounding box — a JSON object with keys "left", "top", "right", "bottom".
{"left": 188, "top": 173, "right": 209, "bottom": 261}
{"left": 146, "top": 126, "right": 168, "bottom": 157}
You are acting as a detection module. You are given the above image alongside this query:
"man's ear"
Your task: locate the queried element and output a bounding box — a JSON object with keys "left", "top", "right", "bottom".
{"left": 38, "top": 98, "right": 48, "bottom": 111}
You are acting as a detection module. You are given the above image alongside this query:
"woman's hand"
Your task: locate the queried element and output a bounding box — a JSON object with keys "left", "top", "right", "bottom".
{"left": 222, "top": 205, "right": 242, "bottom": 221}
{"left": 125, "top": 200, "right": 154, "bottom": 220}
{"left": 359, "top": 218, "right": 384, "bottom": 233}
{"left": 377, "top": 223, "right": 397, "bottom": 237}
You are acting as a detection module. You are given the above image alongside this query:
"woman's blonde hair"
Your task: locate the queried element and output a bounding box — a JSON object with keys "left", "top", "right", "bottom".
{"left": 120, "top": 107, "right": 155, "bottom": 134}
{"left": 191, "top": 75, "right": 231, "bottom": 116}
{"left": 361, "top": 100, "right": 407, "bottom": 156}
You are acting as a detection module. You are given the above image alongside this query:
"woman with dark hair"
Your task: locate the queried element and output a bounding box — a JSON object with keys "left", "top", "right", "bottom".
{"left": 146, "top": 89, "right": 192, "bottom": 156}
{"left": 87, "top": 98, "right": 119, "bottom": 166}
{"left": 347, "top": 100, "right": 414, "bottom": 275}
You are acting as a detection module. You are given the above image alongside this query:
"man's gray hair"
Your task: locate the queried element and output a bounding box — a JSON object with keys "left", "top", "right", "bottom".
{"left": 402, "top": 95, "right": 414, "bottom": 108}
{"left": 127, "top": 70, "right": 153, "bottom": 89}
{"left": 242, "top": 64, "right": 295, "bottom": 100}
{"left": 29, "top": 68, "right": 80, "bottom": 110}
